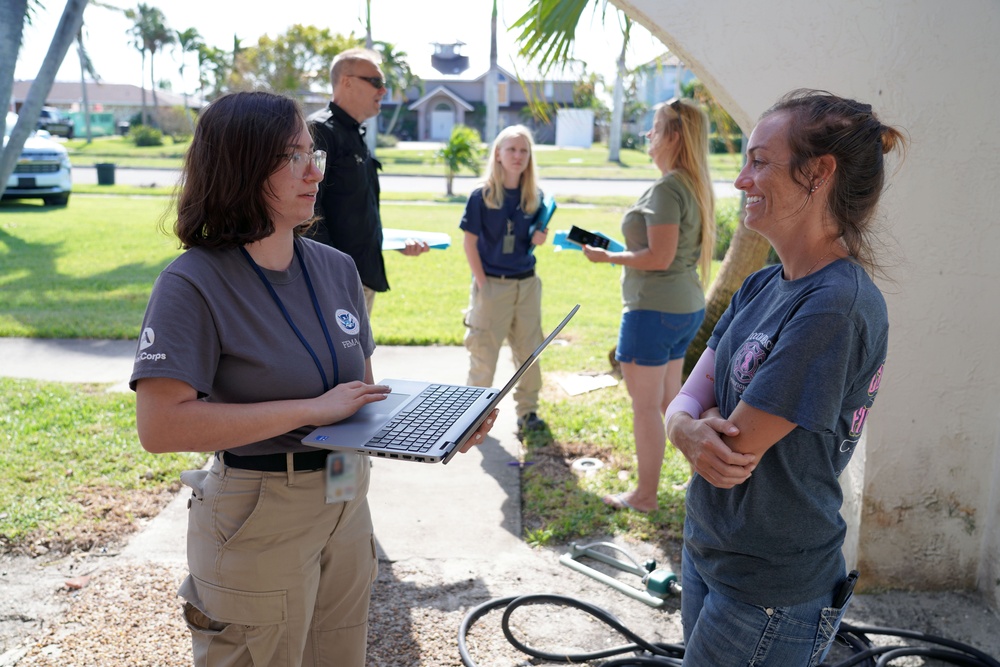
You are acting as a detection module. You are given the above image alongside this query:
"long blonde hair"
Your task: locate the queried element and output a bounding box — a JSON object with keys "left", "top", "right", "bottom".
{"left": 481, "top": 125, "right": 540, "bottom": 215}
{"left": 657, "top": 99, "right": 715, "bottom": 288}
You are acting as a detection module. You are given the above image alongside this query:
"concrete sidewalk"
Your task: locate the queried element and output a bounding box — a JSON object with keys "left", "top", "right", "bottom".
{"left": 0, "top": 337, "right": 528, "bottom": 567}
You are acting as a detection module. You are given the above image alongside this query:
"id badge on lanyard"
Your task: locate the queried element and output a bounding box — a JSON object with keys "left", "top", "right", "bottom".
{"left": 325, "top": 452, "right": 361, "bottom": 503}
{"left": 502, "top": 218, "right": 516, "bottom": 254}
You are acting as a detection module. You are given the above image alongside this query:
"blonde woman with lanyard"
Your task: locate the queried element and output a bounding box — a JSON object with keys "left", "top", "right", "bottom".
{"left": 584, "top": 99, "right": 715, "bottom": 513}
{"left": 131, "top": 91, "right": 496, "bottom": 667}
{"left": 461, "top": 125, "right": 549, "bottom": 436}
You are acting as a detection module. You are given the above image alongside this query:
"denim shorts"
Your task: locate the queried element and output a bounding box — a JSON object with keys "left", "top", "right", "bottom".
{"left": 615, "top": 309, "right": 705, "bottom": 366}
{"left": 680, "top": 546, "right": 851, "bottom": 667}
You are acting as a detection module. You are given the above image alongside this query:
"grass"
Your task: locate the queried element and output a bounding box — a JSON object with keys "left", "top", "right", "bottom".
{"left": 63, "top": 134, "right": 744, "bottom": 181}
{"left": 0, "top": 377, "right": 204, "bottom": 550}
{"left": 1, "top": 189, "right": 735, "bottom": 553}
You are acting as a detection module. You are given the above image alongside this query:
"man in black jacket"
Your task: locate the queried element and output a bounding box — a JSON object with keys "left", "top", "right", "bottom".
{"left": 308, "top": 48, "right": 428, "bottom": 314}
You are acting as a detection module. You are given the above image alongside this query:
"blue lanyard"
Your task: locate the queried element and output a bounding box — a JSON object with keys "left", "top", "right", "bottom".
{"left": 239, "top": 241, "right": 340, "bottom": 392}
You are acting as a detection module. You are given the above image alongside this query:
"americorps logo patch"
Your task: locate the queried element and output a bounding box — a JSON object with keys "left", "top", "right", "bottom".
{"left": 335, "top": 310, "right": 360, "bottom": 335}
{"left": 139, "top": 327, "right": 155, "bottom": 350}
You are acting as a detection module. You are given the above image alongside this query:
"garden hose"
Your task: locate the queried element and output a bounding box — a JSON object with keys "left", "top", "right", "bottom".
{"left": 457, "top": 594, "right": 1000, "bottom": 667}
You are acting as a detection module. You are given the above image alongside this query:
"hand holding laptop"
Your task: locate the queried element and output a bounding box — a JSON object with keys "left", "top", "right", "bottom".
{"left": 461, "top": 408, "right": 499, "bottom": 453}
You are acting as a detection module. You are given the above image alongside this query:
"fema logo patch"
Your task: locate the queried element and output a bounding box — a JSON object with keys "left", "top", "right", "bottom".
{"left": 335, "top": 309, "right": 360, "bottom": 335}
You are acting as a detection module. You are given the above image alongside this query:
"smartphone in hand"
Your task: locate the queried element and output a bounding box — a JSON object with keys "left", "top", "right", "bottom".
{"left": 567, "top": 225, "right": 611, "bottom": 249}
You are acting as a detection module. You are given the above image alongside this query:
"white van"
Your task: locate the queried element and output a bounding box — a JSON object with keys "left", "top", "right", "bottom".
{"left": 3, "top": 111, "right": 73, "bottom": 206}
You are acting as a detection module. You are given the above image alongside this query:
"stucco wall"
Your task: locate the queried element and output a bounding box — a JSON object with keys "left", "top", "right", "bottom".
{"left": 615, "top": 0, "right": 1000, "bottom": 606}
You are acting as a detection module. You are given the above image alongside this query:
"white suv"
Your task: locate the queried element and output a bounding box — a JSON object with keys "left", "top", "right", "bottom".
{"left": 3, "top": 111, "right": 72, "bottom": 206}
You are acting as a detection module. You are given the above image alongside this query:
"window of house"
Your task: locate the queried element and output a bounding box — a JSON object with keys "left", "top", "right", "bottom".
{"left": 497, "top": 73, "right": 509, "bottom": 106}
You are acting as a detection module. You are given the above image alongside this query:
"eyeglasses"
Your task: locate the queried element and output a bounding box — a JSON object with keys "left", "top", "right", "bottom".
{"left": 350, "top": 74, "right": 386, "bottom": 90}
{"left": 280, "top": 149, "right": 326, "bottom": 178}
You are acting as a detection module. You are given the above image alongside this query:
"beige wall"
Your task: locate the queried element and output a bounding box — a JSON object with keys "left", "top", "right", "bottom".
{"left": 616, "top": 0, "right": 1000, "bottom": 607}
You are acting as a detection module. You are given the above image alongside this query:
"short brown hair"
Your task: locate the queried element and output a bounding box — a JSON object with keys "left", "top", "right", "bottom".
{"left": 762, "top": 89, "right": 907, "bottom": 276}
{"left": 174, "top": 91, "right": 306, "bottom": 249}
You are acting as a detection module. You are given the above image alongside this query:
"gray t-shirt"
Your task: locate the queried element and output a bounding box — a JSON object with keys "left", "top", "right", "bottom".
{"left": 687, "top": 259, "right": 888, "bottom": 606}
{"left": 620, "top": 172, "right": 705, "bottom": 314}
{"left": 130, "top": 237, "right": 375, "bottom": 456}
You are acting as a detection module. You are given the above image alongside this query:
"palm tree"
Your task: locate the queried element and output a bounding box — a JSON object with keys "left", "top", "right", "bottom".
{"left": 511, "top": 0, "right": 771, "bottom": 371}
{"left": 513, "top": 0, "right": 628, "bottom": 161}
{"left": 174, "top": 27, "right": 202, "bottom": 130}
{"left": 0, "top": 0, "right": 87, "bottom": 200}
{"left": 373, "top": 40, "right": 420, "bottom": 137}
{"left": 607, "top": 15, "right": 631, "bottom": 162}
{"left": 435, "top": 125, "right": 482, "bottom": 196}
{"left": 484, "top": 0, "right": 499, "bottom": 143}
{"left": 125, "top": 3, "right": 172, "bottom": 128}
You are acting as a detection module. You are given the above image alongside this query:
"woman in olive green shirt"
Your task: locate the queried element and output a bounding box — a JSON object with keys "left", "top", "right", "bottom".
{"left": 583, "top": 99, "right": 715, "bottom": 513}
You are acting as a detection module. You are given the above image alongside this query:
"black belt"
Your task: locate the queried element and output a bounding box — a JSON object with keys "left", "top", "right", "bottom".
{"left": 220, "top": 450, "right": 328, "bottom": 472}
{"left": 485, "top": 269, "right": 535, "bottom": 280}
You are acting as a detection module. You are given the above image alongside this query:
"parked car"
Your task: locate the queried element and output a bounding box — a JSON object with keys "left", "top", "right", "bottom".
{"left": 36, "top": 106, "right": 75, "bottom": 138}
{"left": 3, "top": 112, "right": 72, "bottom": 206}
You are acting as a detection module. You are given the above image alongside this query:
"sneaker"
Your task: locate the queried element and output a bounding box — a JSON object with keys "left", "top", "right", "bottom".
{"left": 517, "top": 412, "right": 546, "bottom": 432}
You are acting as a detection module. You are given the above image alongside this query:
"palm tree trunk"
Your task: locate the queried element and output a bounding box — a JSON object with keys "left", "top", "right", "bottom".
{"left": 77, "top": 31, "right": 92, "bottom": 143}
{"left": 149, "top": 52, "right": 160, "bottom": 129}
{"left": 683, "top": 215, "right": 772, "bottom": 375}
{"left": 608, "top": 37, "right": 626, "bottom": 163}
{"left": 139, "top": 51, "right": 148, "bottom": 126}
{"left": 0, "top": 0, "right": 29, "bottom": 134}
{"left": 0, "top": 0, "right": 87, "bottom": 200}
{"left": 446, "top": 171, "right": 454, "bottom": 196}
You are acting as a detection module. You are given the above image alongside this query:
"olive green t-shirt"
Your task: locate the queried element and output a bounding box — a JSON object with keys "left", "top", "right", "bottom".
{"left": 620, "top": 172, "right": 705, "bottom": 313}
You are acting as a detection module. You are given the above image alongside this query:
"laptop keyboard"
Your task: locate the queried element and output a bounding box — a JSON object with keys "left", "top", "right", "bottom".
{"left": 367, "top": 385, "right": 484, "bottom": 453}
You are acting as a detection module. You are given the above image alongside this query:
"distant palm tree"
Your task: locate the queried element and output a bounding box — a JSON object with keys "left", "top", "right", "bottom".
{"left": 484, "top": 0, "right": 499, "bottom": 143}
{"left": 512, "top": 0, "right": 629, "bottom": 161}
{"left": 373, "top": 40, "right": 420, "bottom": 137}
{"left": 511, "top": 0, "right": 770, "bottom": 372}
{"left": 174, "top": 27, "right": 202, "bottom": 130}
{"left": 125, "top": 3, "right": 173, "bottom": 127}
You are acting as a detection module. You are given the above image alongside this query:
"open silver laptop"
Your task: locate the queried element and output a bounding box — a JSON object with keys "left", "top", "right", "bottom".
{"left": 301, "top": 304, "right": 579, "bottom": 464}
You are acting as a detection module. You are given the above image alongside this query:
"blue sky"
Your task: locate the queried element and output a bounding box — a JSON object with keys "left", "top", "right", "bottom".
{"left": 14, "top": 0, "right": 666, "bottom": 97}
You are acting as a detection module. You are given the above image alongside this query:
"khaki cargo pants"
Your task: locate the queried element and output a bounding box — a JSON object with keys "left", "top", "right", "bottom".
{"left": 178, "top": 455, "right": 377, "bottom": 667}
{"left": 463, "top": 274, "right": 543, "bottom": 418}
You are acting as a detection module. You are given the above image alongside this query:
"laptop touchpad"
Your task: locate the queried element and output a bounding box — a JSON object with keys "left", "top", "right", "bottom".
{"left": 364, "top": 392, "right": 409, "bottom": 415}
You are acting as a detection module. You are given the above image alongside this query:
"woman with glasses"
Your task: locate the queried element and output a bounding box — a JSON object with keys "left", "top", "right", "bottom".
{"left": 130, "top": 91, "right": 494, "bottom": 667}
{"left": 582, "top": 99, "right": 715, "bottom": 514}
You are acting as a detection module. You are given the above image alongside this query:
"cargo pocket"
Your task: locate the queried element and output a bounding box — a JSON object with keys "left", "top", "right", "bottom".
{"left": 179, "top": 574, "right": 288, "bottom": 667}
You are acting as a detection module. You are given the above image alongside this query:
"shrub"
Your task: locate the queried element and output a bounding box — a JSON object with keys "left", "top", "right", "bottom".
{"left": 376, "top": 133, "right": 398, "bottom": 148}
{"left": 714, "top": 197, "right": 741, "bottom": 260}
{"left": 129, "top": 125, "right": 164, "bottom": 147}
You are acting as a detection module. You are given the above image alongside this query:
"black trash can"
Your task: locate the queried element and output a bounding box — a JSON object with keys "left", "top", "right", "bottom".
{"left": 96, "top": 162, "right": 115, "bottom": 186}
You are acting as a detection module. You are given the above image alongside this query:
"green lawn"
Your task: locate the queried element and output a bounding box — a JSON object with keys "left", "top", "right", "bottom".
{"left": 64, "top": 134, "right": 744, "bottom": 181}
{"left": 1, "top": 191, "right": 732, "bottom": 552}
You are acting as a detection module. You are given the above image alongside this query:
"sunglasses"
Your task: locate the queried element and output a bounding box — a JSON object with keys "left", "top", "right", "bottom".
{"left": 350, "top": 74, "right": 386, "bottom": 90}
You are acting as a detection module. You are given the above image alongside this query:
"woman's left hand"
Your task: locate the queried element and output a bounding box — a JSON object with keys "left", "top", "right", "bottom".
{"left": 531, "top": 229, "right": 548, "bottom": 246}
{"left": 582, "top": 245, "right": 611, "bottom": 263}
{"left": 459, "top": 408, "right": 500, "bottom": 453}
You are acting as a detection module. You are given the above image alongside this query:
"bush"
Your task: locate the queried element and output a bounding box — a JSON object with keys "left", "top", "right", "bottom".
{"left": 621, "top": 132, "right": 642, "bottom": 150}
{"left": 714, "top": 197, "right": 741, "bottom": 260}
{"left": 129, "top": 125, "right": 164, "bottom": 147}
{"left": 376, "top": 133, "right": 398, "bottom": 148}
